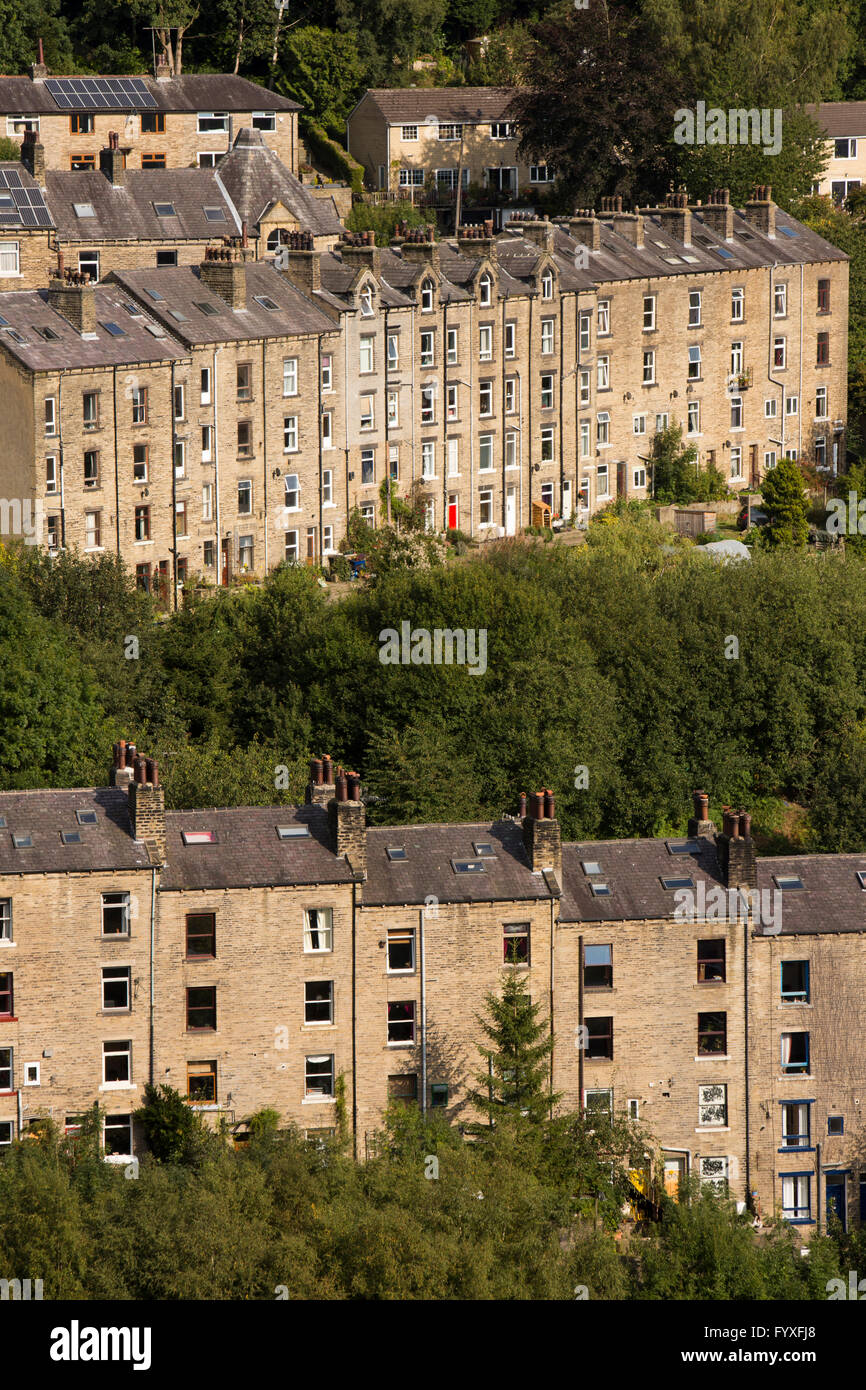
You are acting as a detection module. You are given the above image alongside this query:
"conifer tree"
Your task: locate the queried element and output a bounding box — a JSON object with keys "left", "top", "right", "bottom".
{"left": 468, "top": 971, "right": 558, "bottom": 1128}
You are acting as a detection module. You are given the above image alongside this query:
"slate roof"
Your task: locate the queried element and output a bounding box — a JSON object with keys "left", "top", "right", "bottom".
{"left": 362, "top": 821, "right": 554, "bottom": 907}
{"left": 159, "top": 806, "right": 353, "bottom": 891}
{"left": 3, "top": 781, "right": 866, "bottom": 932}
{"left": 807, "top": 102, "right": 866, "bottom": 138}
{"left": 0, "top": 788, "right": 152, "bottom": 875}
{"left": 111, "top": 261, "right": 336, "bottom": 345}
{"left": 755, "top": 854, "right": 866, "bottom": 935}
{"left": 560, "top": 838, "right": 866, "bottom": 935}
{"left": 560, "top": 837, "right": 725, "bottom": 924}
{"left": 0, "top": 283, "right": 188, "bottom": 370}
{"left": 354, "top": 87, "right": 523, "bottom": 125}
{"left": 216, "top": 129, "right": 342, "bottom": 239}
{"left": 0, "top": 73, "right": 299, "bottom": 114}
{"left": 541, "top": 204, "right": 847, "bottom": 291}
{"left": 44, "top": 167, "right": 240, "bottom": 242}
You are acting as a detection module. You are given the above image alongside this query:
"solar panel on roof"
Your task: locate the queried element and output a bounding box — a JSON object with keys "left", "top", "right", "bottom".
{"left": 46, "top": 76, "right": 156, "bottom": 111}
{"left": 0, "top": 170, "right": 23, "bottom": 189}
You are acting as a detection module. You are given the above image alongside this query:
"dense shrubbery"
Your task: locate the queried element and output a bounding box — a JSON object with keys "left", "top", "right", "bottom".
{"left": 0, "top": 1101, "right": 848, "bottom": 1300}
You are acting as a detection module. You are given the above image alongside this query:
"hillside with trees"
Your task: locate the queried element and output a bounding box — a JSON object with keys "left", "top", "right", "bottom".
{"left": 4, "top": 510, "right": 866, "bottom": 854}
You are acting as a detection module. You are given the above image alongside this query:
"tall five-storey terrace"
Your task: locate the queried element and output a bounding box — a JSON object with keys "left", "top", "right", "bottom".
{"left": 0, "top": 187, "right": 848, "bottom": 590}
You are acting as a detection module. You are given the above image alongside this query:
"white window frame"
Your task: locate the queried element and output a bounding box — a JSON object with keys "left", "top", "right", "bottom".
{"left": 102, "top": 1039, "right": 132, "bottom": 1088}
{"left": 282, "top": 358, "right": 298, "bottom": 397}
{"left": 283, "top": 415, "right": 299, "bottom": 453}
{"left": 0, "top": 240, "right": 19, "bottom": 277}
{"left": 197, "top": 111, "right": 229, "bottom": 133}
{"left": 284, "top": 473, "right": 300, "bottom": 510}
{"left": 304, "top": 907, "right": 334, "bottom": 953}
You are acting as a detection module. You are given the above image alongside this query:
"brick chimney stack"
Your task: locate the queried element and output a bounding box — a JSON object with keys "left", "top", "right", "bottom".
{"left": 398, "top": 221, "right": 442, "bottom": 270}
{"left": 687, "top": 788, "right": 717, "bottom": 838}
{"left": 328, "top": 765, "right": 366, "bottom": 878}
{"left": 522, "top": 787, "right": 562, "bottom": 878}
{"left": 600, "top": 196, "right": 645, "bottom": 248}
{"left": 155, "top": 52, "right": 171, "bottom": 81}
{"left": 47, "top": 266, "right": 97, "bottom": 335}
{"left": 21, "top": 128, "right": 46, "bottom": 186}
{"left": 454, "top": 220, "right": 495, "bottom": 264}
{"left": 276, "top": 229, "right": 321, "bottom": 295}
{"left": 715, "top": 807, "right": 757, "bottom": 890}
{"left": 198, "top": 241, "right": 254, "bottom": 309}
{"left": 568, "top": 209, "right": 602, "bottom": 251}
{"left": 127, "top": 754, "right": 166, "bottom": 865}
{"left": 648, "top": 189, "right": 692, "bottom": 247}
{"left": 744, "top": 184, "right": 776, "bottom": 238}
{"left": 519, "top": 215, "right": 555, "bottom": 252}
{"left": 99, "top": 131, "right": 125, "bottom": 188}
{"left": 697, "top": 188, "right": 734, "bottom": 241}
{"left": 339, "top": 228, "right": 382, "bottom": 277}
{"left": 306, "top": 754, "right": 336, "bottom": 807}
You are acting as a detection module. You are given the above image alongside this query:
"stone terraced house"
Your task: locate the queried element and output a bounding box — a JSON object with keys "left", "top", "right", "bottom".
{"left": 1, "top": 749, "right": 864, "bottom": 1236}
{"left": 0, "top": 181, "right": 849, "bottom": 600}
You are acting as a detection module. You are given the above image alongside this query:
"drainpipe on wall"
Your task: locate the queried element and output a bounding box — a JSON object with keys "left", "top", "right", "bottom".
{"left": 384, "top": 307, "right": 391, "bottom": 526}
{"left": 212, "top": 346, "right": 222, "bottom": 583}
{"left": 112, "top": 365, "right": 121, "bottom": 556}
{"left": 170, "top": 361, "right": 178, "bottom": 609}
{"left": 439, "top": 299, "right": 446, "bottom": 528}
{"left": 149, "top": 866, "right": 157, "bottom": 1084}
{"left": 548, "top": 890, "right": 555, "bottom": 1119}
{"left": 578, "top": 932, "right": 584, "bottom": 1107}
{"left": 261, "top": 338, "right": 269, "bottom": 575}
{"left": 527, "top": 293, "right": 534, "bottom": 523}
{"left": 317, "top": 336, "right": 324, "bottom": 556}
{"left": 558, "top": 291, "right": 565, "bottom": 519}
{"left": 501, "top": 291, "right": 507, "bottom": 529}
{"left": 798, "top": 263, "right": 804, "bottom": 460}
{"left": 420, "top": 906, "right": 427, "bottom": 1115}
{"left": 57, "top": 373, "right": 67, "bottom": 547}
{"left": 767, "top": 265, "right": 786, "bottom": 476}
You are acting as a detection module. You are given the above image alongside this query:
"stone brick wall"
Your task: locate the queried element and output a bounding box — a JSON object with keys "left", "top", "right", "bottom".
{"left": 15, "top": 111, "right": 297, "bottom": 174}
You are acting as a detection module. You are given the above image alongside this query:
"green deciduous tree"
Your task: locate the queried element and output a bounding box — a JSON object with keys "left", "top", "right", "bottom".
{"left": 512, "top": 0, "right": 678, "bottom": 206}
{"left": 276, "top": 26, "right": 366, "bottom": 134}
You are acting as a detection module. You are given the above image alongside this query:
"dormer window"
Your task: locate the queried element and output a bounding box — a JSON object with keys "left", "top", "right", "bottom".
{"left": 420, "top": 280, "right": 434, "bottom": 313}
{"left": 479, "top": 273, "right": 492, "bottom": 308}
{"left": 360, "top": 285, "right": 374, "bottom": 317}
{"left": 541, "top": 270, "right": 553, "bottom": 300}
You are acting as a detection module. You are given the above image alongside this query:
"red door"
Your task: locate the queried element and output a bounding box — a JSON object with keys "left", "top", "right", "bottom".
{"left": 447, "top": 497, "right": 458, "bottom": 530}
